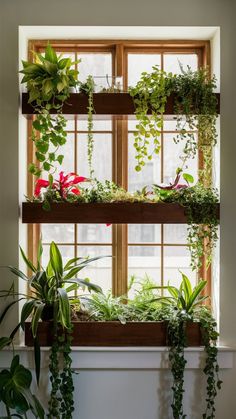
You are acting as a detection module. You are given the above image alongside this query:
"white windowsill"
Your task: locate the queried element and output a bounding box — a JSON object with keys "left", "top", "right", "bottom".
{"left": 1, "top": 346, "right": 234, "bottom": 370}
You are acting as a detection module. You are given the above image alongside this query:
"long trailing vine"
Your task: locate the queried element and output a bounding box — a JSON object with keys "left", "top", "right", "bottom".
{"left": 20, "top": 43, "right": 79, "bottom": 177}
{"left": 129, "top": 66, "right": 173, "bottom": 171}
{"left": 79, "top": 76, "right": 95, "bottom": 178}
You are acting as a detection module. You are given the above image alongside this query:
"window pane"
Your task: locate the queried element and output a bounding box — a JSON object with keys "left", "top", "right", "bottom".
{"left": 41, "top": 244, "right": 74, "bottom": 267}
{"left": 164, "top": 54, "right": 198, "bottom": 74}
{"left": 77, "top": 224, "right": 112, "bottom": 243}
{"left": 128, "top": 134, "right": 161, "bottom": 191}
{"left": 128, "top": 246, "right": 161, "bottom": 281}
{"left": 163, "top": 246, "right": 196, "bottom": 288}
{"left": 41, "top": 224, "right": 74, "bottom": 243}
{"left": 128, "top": 54, "right": 161, "bottom": 86}
{"left": 78, "top": 53, "right": 112, "bottom": 84}
{"left": 77, "top": 119, "right": 112, "bottom": 132}
{"left": 77, "top": 134, "right": 112, "bottom": 180}
{"left": 128, "top": 225, "right": 161, "bottom": 244}
{"left": 163, "top": 224, "right": 188, "bottom": 244}
{"left": 163, "top": 133, "right": 198, "bottom": 184}
{"left": 77, "top": 246, "right": 112, "bottom": 293}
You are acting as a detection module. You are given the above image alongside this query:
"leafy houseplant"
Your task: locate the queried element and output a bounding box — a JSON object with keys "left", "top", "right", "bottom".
{"left": 151, "top": 273, "right": 222, "bottom": 419}
{"left": 20, "top": 43, "right": 79, "bottom": 176}
{"left": 0, "top": 338, "right": 44, "bottom": 419}
{"left": 0, "top": 242, "right": 103, "bottom": 419}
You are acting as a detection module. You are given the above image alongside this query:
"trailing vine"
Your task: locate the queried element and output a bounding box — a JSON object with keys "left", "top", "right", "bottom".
{"left": 153, "top": 183, "right": 219, "bottom": 270}
{"left": 129, "top": 66, "right": 173, "bottom": 171}
{"left": 173, "top": 66, "right": 218, "bottom": 184}
{"left": 79, "top": 76, "right": 95, "bottom": 178}
{"left": 20, "top": 43, "right": 79, "bottom": 177}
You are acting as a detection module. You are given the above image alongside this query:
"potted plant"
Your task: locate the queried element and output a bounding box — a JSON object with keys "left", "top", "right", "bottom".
{"left": 0, "top": 338, "right": 44, "bottom": 418}
{"left": 0, "top": 241, "right": 104, "bottom": 419}
{"left": 20, "top": 43, "right": 79, "bottom": 177}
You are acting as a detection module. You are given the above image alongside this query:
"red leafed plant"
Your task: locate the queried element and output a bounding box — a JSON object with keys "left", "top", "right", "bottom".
{"left": 34, "top": 171, "right": 88, "bottom": 199}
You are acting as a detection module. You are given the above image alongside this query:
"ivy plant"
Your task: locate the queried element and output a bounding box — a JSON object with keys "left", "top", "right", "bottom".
{"left": 20, "top": 43, "right": 79, "bottom": 176}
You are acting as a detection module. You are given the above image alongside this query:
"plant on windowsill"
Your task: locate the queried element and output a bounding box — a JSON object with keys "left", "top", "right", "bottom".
{"left": 20, "top": 43, "right": 79, "bottom": 177}
{"left": 83, "top": 273, "right": 222, "bottom": 419}
{"left": 129, "top": 65, "right": 218, "bottom": 178}
{"left": 0, "top": 242, "right": 103, "bottom": 419}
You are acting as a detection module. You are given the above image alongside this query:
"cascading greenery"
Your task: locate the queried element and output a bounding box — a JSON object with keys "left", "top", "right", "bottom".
{"left": 129, "top": 65, "right": 218, "bottom": 179}
{"left": 79, "top": 76, "right": 96, "bottom": 178}
{"left": 20, "top": 43, "right": 79, "bottom": 177}
{"left": 129, "top": 66, "right": 173, "bottom": 172}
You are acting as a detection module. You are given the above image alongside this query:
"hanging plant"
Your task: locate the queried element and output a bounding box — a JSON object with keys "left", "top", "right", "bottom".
{"left": 20, "top": 43, "right": 79, "bottom": 177}
{"left": 173, "top": 66, "right": 218, "bottom": 185}
{"left": 129, "top": 66, "right": 173, "bottom": 171}
{"left": 153, "top": 177, "right": 219, "bottom": 270}
{"left": 79, "top": 76, "right": 96, "bottom": 178}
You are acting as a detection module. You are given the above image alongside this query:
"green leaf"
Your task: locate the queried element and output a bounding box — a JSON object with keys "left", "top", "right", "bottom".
{"left": 31, "top": 303, "right": 45, "bottom": 338}
{"left": 0, "top": 337, "right": 12, "bottom": 350}
{"left": 50, "top": 241, "right": 63, "bottom": 277}
{"left": 35, "top": 152, "right": 45, "bottom": 162}
{"left": 35, "top": 140, "right": 49, "bottom": 154}
{"left": 57, "top": 154, "right": 64, "bottom": 165}
{"left": 45, "top": 43, "right": 58, "bottom": 64}
{"left": 8, "top": 266, "right": 28, "bottom": 281}
{"left": 13, "top": 365, "right": 32, "bottom": 388}
{"left": 183, "top": 173, "right": 194, "bottom": 184}
{"left": 20, "top": 247, "right": 37, "bottom": 273}
{"left": 20, "top": 300, "right": 37, "bottom": 328}
{"left": 43, "top": 161, "right": 51, "bottom": 171}
{"left": 58, "top": 287, "right": 71, "bottom": 328}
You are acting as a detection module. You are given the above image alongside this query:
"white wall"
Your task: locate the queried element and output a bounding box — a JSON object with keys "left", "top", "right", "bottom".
{"left": 0, "top": 0, "right": 236, "bottom": 418}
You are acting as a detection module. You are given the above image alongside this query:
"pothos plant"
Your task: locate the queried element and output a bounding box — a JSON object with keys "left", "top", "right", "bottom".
{"left": 152, "top": 273, "right": 222, "bottom": 419}
{"left": 79, "top": 76, "right": 96, "bottom": 178}
{"left": 20, "top": 43, "right": 79, "bottom": 177}
{"left": 129, "top": 66, "right": 173, "bottom": 171}
{"left": 153, "top": 172, "right": 219, "bottom": 270}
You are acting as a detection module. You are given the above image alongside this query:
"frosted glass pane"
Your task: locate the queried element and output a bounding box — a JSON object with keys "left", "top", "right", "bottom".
{"left": 163, "top": 120, "right": 194, "bottom": 132}
{"left": 41, "top": 245, "right": 74, "bottom": 268}
{"left": 41, "top": 224, "right": 74, "bottom": 243}
{"left": 77, "top": 119, "right": 112, "bottom": 131}
{"left": 164, "top": 54, "right": 198, "bottom": 74}
{"left": 128, "top": 246, "right": 161, "bottom": 282}
{"left": 78, "top": 53, "right": 112, "bottom": 84}
{"left": 128, "top": 225, "right": 161, "bottom": 244}
{"left": 163, "top": 246, "right": 196, "bottom": 288}
{"left": 128, "top": 54, "right": 161, "bottom": 86}
{"left": 77, "top": 224, "right": 112, "bottom": 243}
{"left": 128, "top": 134, "right": 161, "bottom": 191}
{"left": 77, "top": 134, "right": 112, "bottom": 180}
{"left": 163, "top": 133, "right": 198, "bottom": 184}
{"left": 77, "top": 246, "right": 112, "bottom": 293}
{"left": 163, "top": 224, "right": 188, "bottom": 244}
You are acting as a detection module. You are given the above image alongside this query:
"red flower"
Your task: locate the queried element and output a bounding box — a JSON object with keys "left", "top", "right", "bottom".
{"left": 34, "top": 171, "right": 88, "bottom": 198}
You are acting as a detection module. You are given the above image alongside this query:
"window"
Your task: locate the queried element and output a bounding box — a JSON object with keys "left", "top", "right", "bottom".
{"left": 27, "top": 40, "right": 211, "bottom": 296}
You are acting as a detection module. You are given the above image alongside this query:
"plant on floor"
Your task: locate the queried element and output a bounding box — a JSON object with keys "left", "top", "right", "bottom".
{"left": 153, "top": 180, "right": 219, "bottom": 270}
{"left": 0, "top": 338, "right": 44, "bottom": 419}
{"left": 79, "top": 76, "right": 96, "bottom": 178}
{"left": 129, "top": 66, "right": 173, "bottom": 171}
{"left": 151, "top": 272, "right": 222, "bottom": 419}
{"left": 20, "top": 43, "right": 79, "bottom": 176}
{"left": 0, "top": 242, "right": 103, "bottom": 419}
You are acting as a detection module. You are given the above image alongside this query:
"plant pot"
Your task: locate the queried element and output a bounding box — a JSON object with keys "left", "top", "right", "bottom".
{"left": 24, "top": 321, "right": 203, "bottom": 347}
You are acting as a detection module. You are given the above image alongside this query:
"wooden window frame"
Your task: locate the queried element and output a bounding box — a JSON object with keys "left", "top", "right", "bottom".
{"left": 27, "top": 40, "right": 211, "bottom": 298}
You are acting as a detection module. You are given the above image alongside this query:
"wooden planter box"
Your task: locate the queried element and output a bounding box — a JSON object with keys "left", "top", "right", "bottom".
{"left": 22, "top": 202, "right": 220, "bottom": 224}
{"left": 22, "top": 92, "right": 220, "bottom": 118}
{"left": 25, "top": 321, "right": 203, "bottom": 347}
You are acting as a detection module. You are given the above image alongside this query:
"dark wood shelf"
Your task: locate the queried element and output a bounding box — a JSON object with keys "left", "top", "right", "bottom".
{"left": 25, "top": 321, "right": 203, "bottom": 347}
{"left": 21, "top": 92, "right": 220, "bottom": 119}
{"left": 22, "top": 202, "right": 220, "bottom": 224}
